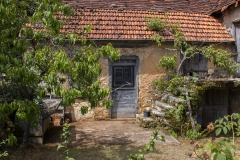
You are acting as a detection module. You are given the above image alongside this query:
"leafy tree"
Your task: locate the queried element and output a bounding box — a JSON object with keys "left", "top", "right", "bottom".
{"left": 0, "top": 0, "right": 120, "bottom": 149}
{"left": 148, "top": 16, "right": 238, "bottom": 135}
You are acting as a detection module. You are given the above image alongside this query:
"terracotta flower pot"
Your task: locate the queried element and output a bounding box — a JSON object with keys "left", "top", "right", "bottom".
{"left": 51, "top": 114, "right": 62, "bottom": 126}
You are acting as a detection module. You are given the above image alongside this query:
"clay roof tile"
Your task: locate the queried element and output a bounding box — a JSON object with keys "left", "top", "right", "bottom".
{"left": 29, "top": 8, "right": 233, "bottom": 42}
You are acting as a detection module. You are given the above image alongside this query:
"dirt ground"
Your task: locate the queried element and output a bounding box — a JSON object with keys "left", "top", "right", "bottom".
{"left": 45, "top": 120, "right": 179, "bottom": 146}
{"left": 3, "top": 120, "right": 240, "bottom": 160}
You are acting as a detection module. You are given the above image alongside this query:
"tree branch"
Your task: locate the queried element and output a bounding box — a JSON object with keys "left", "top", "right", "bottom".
{"left": 184, "top": 85, "right": 196, "bottom": 132}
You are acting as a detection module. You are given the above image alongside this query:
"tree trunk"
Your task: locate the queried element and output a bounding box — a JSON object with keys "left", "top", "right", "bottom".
{"left": 22, "top": 120, "right": 30, "bottom": 150}
{"left": 184, "top": 85, "right": 196, "bottom": 132}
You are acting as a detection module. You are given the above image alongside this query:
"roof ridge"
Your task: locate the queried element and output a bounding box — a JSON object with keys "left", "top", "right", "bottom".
{"left": 74, "top": 7, "right": 212, "bottom": 17}
{"left": 63, "top": 0, "right": 219, "bottom": 15}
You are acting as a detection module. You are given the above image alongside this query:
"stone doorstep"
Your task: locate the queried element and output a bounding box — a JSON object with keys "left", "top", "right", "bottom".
{"left": 161, "top": 94, "right": 185, "bottom": 104}
{"left": 151, "top": 109, "right": 165, "bottom": 117}
{"left": 137, "top": 115, "right": 154, "bottom": 122}
{"left": 108, "top": 118, "right": 136, "bottom": 121}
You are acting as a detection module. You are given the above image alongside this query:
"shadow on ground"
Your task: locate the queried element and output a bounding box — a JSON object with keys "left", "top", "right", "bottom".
{"left": 3, "top": 120, "right": 179, "bottom": 160}
{"left": 4, "top": 143, "right": 164, "bottom": 160}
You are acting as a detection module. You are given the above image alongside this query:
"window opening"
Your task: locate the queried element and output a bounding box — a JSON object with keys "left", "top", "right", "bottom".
{"left": 112, "top": 66, "right": 134, "bottom": 88}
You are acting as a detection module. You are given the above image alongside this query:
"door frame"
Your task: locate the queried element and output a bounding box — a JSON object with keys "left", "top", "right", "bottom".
{"left": 108, "top": 55, "right": 139, "bottom": 118}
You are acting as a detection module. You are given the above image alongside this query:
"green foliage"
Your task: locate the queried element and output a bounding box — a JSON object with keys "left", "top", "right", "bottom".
{"left": 0, "top": 115, "right": 15, "bottom": 140}
{"left": 168, "top": 129, "right": 178, "bottom": 139}
{"left": 145, "top": 129, "right": 166, "bottom": 152}
{"left": 194, "top": 138, "right": 238, "bottom": 160}
{"left": 6, "top": 134, "right": 17, "bottom": 147}
{"left": 186, "top": 125, "right": 207, "bottom": 140}
{"left": 153, "top": 75, "right": 186, "bottom": 96}
{"left": 191, "top": 114, "right": 240, "bottom": 160}
{"left": 0, "top": 134, "right": 17, "bottom": 158}
{"left": 164, "top": 104, "right": 188, "bottom": 135}
{"left": 0, "top": 115, "right": 17, "bottom": 155}
{"left": 57, "top": 123, "right": 75, "bottom": 160}
{"left": 159, "top": 56, "right": 176, "bottom": 72}
{"left": 0, "top": 0, "right": 120, "bottom": 149}
{"left": 214, "top": 113, "right": 240, "bottom": 145}
{"left": 129, "top": 152, "right": 145, "bottom": 160}
{"left": 152, "top": 34, "right": 165, "bottom": 47}
{"left": 146, "top": 17, "right": 167, "bottom": 31}
{"left": 201, "top": 45, "right": 239, "bottom": 75}
{"left": 152, "top": 76, "right": 170, "bottom": 95}
{"left": 0, "top": 139, "right": 8, "bottom": 158}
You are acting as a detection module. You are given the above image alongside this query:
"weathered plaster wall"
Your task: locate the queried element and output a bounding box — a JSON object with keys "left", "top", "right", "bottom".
{"left": 218, "top": 6, "right": 240, "bottom": 76}
{"left": 221, "top": 5, "right": 240, "bottom": 36}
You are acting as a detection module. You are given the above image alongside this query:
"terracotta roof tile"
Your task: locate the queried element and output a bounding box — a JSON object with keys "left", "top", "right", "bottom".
{"left": 29, "top": 8, "right": 234, "bottom": 42}
{"left": 75, "top": 9, "right": 233, "bottom": 41}
{"left": 64, "top": 0, "right": 218, "bottom": 15}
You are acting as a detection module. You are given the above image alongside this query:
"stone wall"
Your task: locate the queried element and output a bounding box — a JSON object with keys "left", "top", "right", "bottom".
{"left": 65, "top": 100, "right": 94, "bottom": 121}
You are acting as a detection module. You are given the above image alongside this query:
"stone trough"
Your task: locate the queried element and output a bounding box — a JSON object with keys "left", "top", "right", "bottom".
{"left": 17, "top": 98, "right": 63, "bottom": 144}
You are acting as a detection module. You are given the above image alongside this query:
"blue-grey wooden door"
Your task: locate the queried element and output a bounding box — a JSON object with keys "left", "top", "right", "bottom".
{"left": 110, "top": 57, "right": 138, "bottom": 118}
{"left": 111, "top": 89, "right": 137, "bottom": 118}
{"left": 201, "top": 89, "right": 228, "bottom": 127}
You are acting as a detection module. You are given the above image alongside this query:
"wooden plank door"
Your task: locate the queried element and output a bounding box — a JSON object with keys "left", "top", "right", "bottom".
{"left": 109, "top": 57, "right": 138, "bottom": 118}
{"left": 202, "top": 89, "right": 228, "bottom": 127}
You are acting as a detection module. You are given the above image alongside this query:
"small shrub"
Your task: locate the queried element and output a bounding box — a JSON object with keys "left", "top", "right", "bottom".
{"left": 214, "top": 113, "right": 240, "bottom": 145}
{"left": 168, "top": 129, "right": 178, "bottom": 139}
{"left": 159, "top": 56, "right": 176, "bottom": 72}
{"left": 146, "top": 17, "right": 166, "bottom": 31}
{"left": 57, "top": 123, "right": 75, "bottom": 160}
{"left": 186, "top": 124, "right": 207, "bottom": 140}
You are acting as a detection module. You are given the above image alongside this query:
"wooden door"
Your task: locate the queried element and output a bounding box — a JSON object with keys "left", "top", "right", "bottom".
{"left": 182, "top": 53, "right": 208, "bottom": 78}
{"left": 110, "top": 57, "right": 138, "bottom": 118}
{"left": 202, "top": 89, "right": 228, "bottom": 127}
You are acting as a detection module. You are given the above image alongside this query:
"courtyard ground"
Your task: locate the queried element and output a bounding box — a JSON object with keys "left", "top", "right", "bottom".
{"left": 3, "top": 120, "right": 240, "bottom": 160}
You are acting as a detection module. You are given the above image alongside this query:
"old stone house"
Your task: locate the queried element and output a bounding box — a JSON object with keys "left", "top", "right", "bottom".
{"left": 16, "top": 0, "right": 240, "bottom": 144}
{"left": 57, "top": 0, "right": 239, "bottom": 124}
